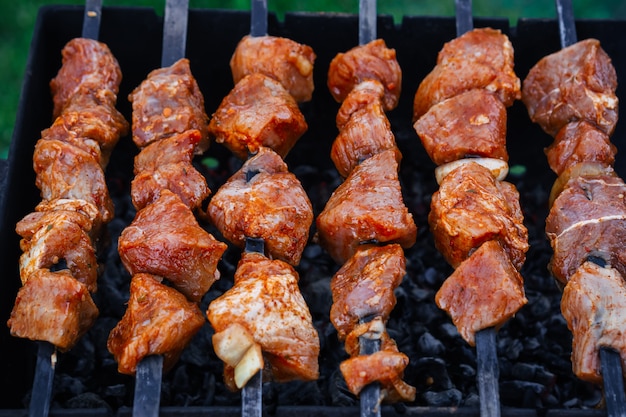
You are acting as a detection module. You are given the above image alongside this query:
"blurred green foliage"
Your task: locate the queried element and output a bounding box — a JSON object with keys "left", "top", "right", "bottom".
{"left": 2, "top": 0, "right": 625, "bottom": 159}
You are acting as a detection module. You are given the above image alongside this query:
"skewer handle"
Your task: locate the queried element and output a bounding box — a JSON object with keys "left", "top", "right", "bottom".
{"left": 359, "top": 0, "right": 377, "bottom": 45}
{"left": 82, "top": 0, "right": 102, "bottom": 40}
{"left": 555, "top": 0, "right": 577, "bottom": 48}
{"left": 455, "top": 0, "right": 473, "bottom": 36}
{"left": 161, "top": 0, "right": 189, "bottom": 67}
{"left": 28, "top": 342, "right": 56, "bottom": 417}
{"left": 476, "top": 328, "right": 501, "bottom": 417}
{"left": 600, "top": 347, "right": 626, "bottom": 417}
{"left": 250, "top": 0, "right": 268, "bottom": 37}
{"left": 133, "top": 355, "right": 163, "bottom": 417}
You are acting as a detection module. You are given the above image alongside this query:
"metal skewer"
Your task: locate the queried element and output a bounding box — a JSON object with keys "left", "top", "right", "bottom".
{"left": 132, "top": 1, "right": 189, "bottom": 415}
{"left": 28, "top": 3, "right": 103, "bottom": 416}
{"left": 554, "top": 1, "right": 626, "bottom": 414}
{"left": 453, "top": 2, "right": 502, "bottom": 417}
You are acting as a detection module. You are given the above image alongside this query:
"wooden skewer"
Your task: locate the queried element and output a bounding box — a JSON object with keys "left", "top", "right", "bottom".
{"left": 554, "top": 1, "right": 626, "bottom": 414}
{"left": 132, "top": 1, "right": 189, "bottom": 415}
{"left": 453, "top": 2, "right": 502, "bottom": 417}
{"left": 28, "top": 2, "right": 103, "bottom": 417}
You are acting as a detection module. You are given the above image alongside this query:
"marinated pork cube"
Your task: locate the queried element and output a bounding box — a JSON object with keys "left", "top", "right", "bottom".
{"left": 546, "top": 169, "right": 626, "bottom": 283}
{"left": 17, "top": 209, "right": 97, "bottom": 292}
{"left": 118, "top": 190, "right": 228, "bottom": 302}
{"left": 207, "top": 251, "right": 320, "bottom": 385}
{"left": 413, "top": 27, "right": 520, "bottom": 121}
{"left": 331, "top": 81, "right": 401, "bottom": 178}
{"left": 131, "top": 129, "right": 210, "bottom": 211}
{"left": 414, "top": 89, "right": 508, "bottom": 165}
{"left": 545, "top": 120, "right": 616, "bottom": 176}
{"left": 50, "top": 38, "right": 123, "bottom": 118}
{"left": 429, "top": 161, "right": 528, "bottom": 270}
{"left": 230, "top": 35, "right": 316, "bottom": 102}
{"left": 107, "top": 273, "right": 205, "bottom": 375}
{"left": 316, "top": 150, "right": 417, "bottom": 265}
{"left": 561, "top": 261, "right": 626, "bottom": 384}
{"left": 435, "top": 240, "right": 527, "bottom": 346}
{"left": 208, "top": 73, "right": 308, "bottom": 160}
{"left": 33, "top": 138, "right": 114, "bottom": 223}
{"left": 522, "top": 39, "right": 618, "bottom": 137}
{"left": 8, "top": 269, "right": 98, "bottom": 351}
{"left": 42, "top": 89, "right": 129, "bottom": 167}
{"left": 328, "top": 39, "right": 402, "bottom": 111}
{"left": 129, "top": 58, "right": 209, "bottom": 151}
{"left": 208, "top": 147, "right": 313, "bottom": 266}
{"left": 330, "top": 244, "right": 405, "bottom": 340}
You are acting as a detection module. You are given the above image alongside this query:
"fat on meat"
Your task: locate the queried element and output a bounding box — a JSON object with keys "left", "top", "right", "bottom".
{"left": 545, "top": 120, "right": 616, "bottom": 176}
{"left": 414, "top": 89, "right": 508, "bottom": 165}
{"left": 131, "top": 129, "right": 211, "bottom": 211}
{"left": 33, "top": 138, "right": 114, "bottom": 223}
{"left": 207, "top": 251, "right": 320, "bottom": 384}
{"left": 129, "top": 58, "right": 209, "bottom": 151}
{"left": 107, "top": 273, "right": 205, "bottom": 375}
{"left": 327, "top": 39, "right": 402, "bottom": 111}
{"left": 435, "top": 240, "right": 527, "bottom": 345}
{"left": 316, "top": 149, "right": 417, "bottom": 265}
{"left": 522, "top": 39, "right": 618, "bottom": 137}
{"left": 8, "top": 269, "right": 98, "bottom": 351}
{"left": 330, "top": 244, "right": 405, "bottom": 340}
{"left": 546, "top": 170, "right": 626, "bottom": 283}
{"left": 208, "top": 73, "right": 308, "bottom": 160}
{"left": 118, "top": 190, "right": 228, "bottom": 302}
{"left": 561, "top": 261, "right": 626, "bottom": 384}
{"left": 429, "top": 161, "right": 528, "bottom": 270}
{"left": 50, "top": 38, "right": 123, "bottom": 118}
{"left": 413, "top": 27, "right": 520, "bottom": 121}
{"left": 230, "top": 35, "right": 316, "bottom": 102}
{"left": 331, "top": 80, "right": 401, "bottom": 178}
{"left": 208, "top": 147, "right": 313, "bottom": 266}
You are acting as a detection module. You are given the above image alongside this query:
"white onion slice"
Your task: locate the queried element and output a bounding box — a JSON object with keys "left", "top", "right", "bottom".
{"left": 435, "top": 157, "right": 509, "bottom": 185}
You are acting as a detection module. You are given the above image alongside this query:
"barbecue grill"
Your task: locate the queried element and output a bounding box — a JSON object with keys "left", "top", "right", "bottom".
{"left": 1, "top": 4, "right": 626, "bottom": 416}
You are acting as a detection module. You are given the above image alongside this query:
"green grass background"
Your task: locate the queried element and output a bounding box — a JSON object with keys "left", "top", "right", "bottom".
{"left": 2, "top": 0, "right": 626, "bottom": 159}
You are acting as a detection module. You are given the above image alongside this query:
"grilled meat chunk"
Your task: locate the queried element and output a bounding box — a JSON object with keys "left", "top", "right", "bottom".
{"left": 8, "top": 269, "right": 98, "bottom": 351}
{"left": 413, "top": 27, "right": 520, "bottom": 121}
{"left": 328, "top": 39, "right": 402, "bottom": 111}
{"left": 331, "top": 80, "right": 401, "bottom": 178}
{"left": 435, "top": 240, "right": 527, "bottom": 345}
{"left": 50, "top": 38, "right": 123, "bottom": 118}
{"left": 545, "top": 169, "right": 626, "bottom": 283}
{"left": 118, "top": 190, "right": 227, "bottom": 302}
{"left": 546, "top": 120, "right": 616, "bottom": 176}
{"left": 561, "top": 261, "right": 626, "bottom": 384}
{"left": 208, "top": 147, "right": 313, "bottom": 266}
{"left": 429, "top": 162, "right": 528, "bottom": 270}
{"left": 230, "top": 35, "right": 316, "bottom": 103}
{"left": 208, "top": 73, "right": 308, "bottom": 160}
{"left": 522, "top": 39, "right": 618, "bottom": 137}
{"left": 414, "top": 89, "right": 508, "bottom": 165}
{"left": 330, "top": 244, "right": 405, "bottom": 340}
{"left": 129, "top": 58, "right": 209, "bottom": 151}
{"left": 131, "top": 129, "right": 210, "bottom": 211}
{"left": 316, "top": 150, "right": 417, "bottom": 265}
{"left": 42, "top": 89, "right": 129, "bottom": 167}
{"left": 107, "top": 273, "right": 205, "bottom": 375}
{"left": 207, "top": 252, "right": 320, "bottom": 385}
{"left": 33, "top": 138, "right": 114, "bottom": 223}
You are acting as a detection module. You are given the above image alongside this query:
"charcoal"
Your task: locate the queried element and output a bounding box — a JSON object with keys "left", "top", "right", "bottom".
{"left": 421, "top": 388, "right": 463, "bottom": 407}
{"left": 417, "top": 332, "right": 445, "bottom": 356}
{"left": 65, "top": 392, "right": 110, "bottom": 410}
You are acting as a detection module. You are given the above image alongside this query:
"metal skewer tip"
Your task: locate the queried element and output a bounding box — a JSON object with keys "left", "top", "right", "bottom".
{"left": 82, "top": 0, "right": 102, "bottom": 40}
{"left": 161, "top": 0, "right": 190, "bottom": 68}
{"left": 242, "top": 370, "right": 263, "bottom": 417}
{"left": 455, "top": 0, "right": 473, "bottom": 36}
{"left": 555, "top": 0, "right": 577, "bottom": 48}
{"left": 28, "top": 341, "right": 56, "bottom": 417}
{"left": 359, "top": 335, "right": 382, "bottom": 417}
{"left": 133, "top": 355, "right": 164, "bottom": 417}
{"left": 359, "top": 0, "right": 377, "bottom": 45}
{"left": 600, "top": 347, "right": 626, "bottom": 417}
{"left": 250, "top": 0, "right": 268, "bottom": 37}
{"left": 475, "top": 328, "right": 501, "bottom": 417}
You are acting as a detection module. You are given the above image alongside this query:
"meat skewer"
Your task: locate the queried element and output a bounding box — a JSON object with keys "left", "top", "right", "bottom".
{"left": 522, "top": 1, "right": 626, "bottom": 415}
{"left": 6, "top": 1, "right": 128, "bottom": 416}
{"left": 317, "top": 2, "right": 417, "bottom": 411}
{"left": 105, "top": 1, "right": 227, "bottom": 415}
{"left": 412, "top": 7, "right": 529, "bottom": 417}
{"left": 205, "top": 6, "right": 319, "bottom": 416}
